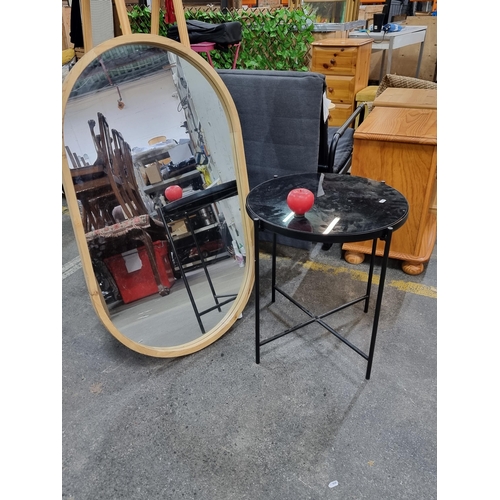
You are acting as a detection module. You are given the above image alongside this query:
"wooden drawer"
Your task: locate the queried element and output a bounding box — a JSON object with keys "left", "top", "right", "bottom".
{"left": 311, "top": 46, "right": 359, "bottom": 75}
{"left": 328, "top": 103, "right": 353, "bottom": 127}
{"left": 325, "top": 76, "right": 355, "bottom": 105}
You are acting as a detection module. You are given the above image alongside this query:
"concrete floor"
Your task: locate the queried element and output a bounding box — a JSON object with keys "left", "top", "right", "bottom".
{"left": 109, "top": 257, "right": 245, "bottom": 347}
{"left": 62, "top": 201, "right": 437, "bottom": 499}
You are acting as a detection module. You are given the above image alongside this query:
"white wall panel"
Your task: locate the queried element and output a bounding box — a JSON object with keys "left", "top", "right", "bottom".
{"left": 64, "top": 71, "right": 186, "bottom": 162}
{"left": 90, "top": 0, "right": 114, "bottom": 47}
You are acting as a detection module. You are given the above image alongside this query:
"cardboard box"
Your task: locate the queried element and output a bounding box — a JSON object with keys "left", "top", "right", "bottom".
{"left": 104, "top": 240, "right": 175, "bottom": 304}
{"left": 138, "top": 166, "right": 150, "bottom": 185}
{"left": 145, "top": 163, "right": 162, "bottom": 184}
{"left": 168, "top": 219, "right": 189, "bottom": 237}
{"left": 358, "top": 4, "right": 384, "bottom": 27}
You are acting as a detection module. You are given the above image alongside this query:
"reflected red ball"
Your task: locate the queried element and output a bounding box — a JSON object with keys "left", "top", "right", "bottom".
{"left": 286, "top": 188, "right": 314, "bottom": 216}
{"left": 287, "top": 216, "right": 313, "bottom": 232}
{"left": 165, "top": 185, "right": 183, "bottom": 201}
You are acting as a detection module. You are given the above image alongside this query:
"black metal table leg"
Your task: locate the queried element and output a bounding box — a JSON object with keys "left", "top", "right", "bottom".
{"left": 254, "top": 218, "right": 261, "bottom": 364}
{"left": 159, "top": 210, "right": 206, "bottom": 334}
{"left": 184, "top": 213, "right": 222, "bottom": 312}
{"left": 364, "top": 238, "right": 378, "bottom": 313}
{"left": 365, "top": 227, "right": 393, "bottom": 379}
{"left": 271, "top": 233, "right": 277, "bottom": 303}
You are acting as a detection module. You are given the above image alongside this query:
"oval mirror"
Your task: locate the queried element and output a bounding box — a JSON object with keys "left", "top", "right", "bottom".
{"left": 62, "top": 34, "right": 253, "bottom": 357}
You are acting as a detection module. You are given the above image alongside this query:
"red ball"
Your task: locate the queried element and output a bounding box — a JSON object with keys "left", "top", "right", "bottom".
{"left": 165, "top": 185, "right": 183, "bottom": 201}
{"left": 286, "top": 188, "right": 314, "bottom": 216}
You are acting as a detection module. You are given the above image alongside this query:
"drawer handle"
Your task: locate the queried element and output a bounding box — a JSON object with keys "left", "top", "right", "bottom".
{"left": 329, "top": 59, "right": 336, "bottom": 65}
{"left": 322, "top": 63, "right": 329, "bottom": 69}
{"left": 328, "top": 87, "right": 333, "bottom": 93}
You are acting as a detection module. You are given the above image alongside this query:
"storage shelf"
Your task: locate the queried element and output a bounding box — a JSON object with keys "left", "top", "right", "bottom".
{"left": 143, "top": 170, "right": 202, "bottom": 195}
{"left": 171, "top": 222, "right": 219, "bottom": 242}
{"left": 173, "top": 252, "right": 230, "bottom": 272}
{"left": 312, "top": 20, "right": 366, "bottom": 32}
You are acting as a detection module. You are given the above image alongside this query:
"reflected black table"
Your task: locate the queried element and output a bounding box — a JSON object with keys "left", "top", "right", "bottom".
{"left": 245, "top": 173, "right": 409, "bottom": 379}
{"left": 159, "top": 181, "right": 238, "bottom": 334}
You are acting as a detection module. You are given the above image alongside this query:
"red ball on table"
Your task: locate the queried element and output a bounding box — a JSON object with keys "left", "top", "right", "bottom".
{"left": 165, "top": 185, "right": 183, "bottom": 201}
{"left": 286, "top": 188, "right": 314, "bottom": 216}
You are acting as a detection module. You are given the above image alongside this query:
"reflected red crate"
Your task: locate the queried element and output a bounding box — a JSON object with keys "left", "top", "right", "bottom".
{"left": 104, "top": 240, "right": 175, "bottom": 304}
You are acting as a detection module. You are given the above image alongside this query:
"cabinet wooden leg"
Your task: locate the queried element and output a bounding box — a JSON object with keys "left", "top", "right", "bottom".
{"left": 344, "top": 250, "right": 365, "bottom": 265}
{"left": 401, "top": 261, "right": 424, "bottom": 276}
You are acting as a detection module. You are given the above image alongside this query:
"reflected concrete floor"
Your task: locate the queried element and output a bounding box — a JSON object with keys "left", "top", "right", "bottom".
{"left": 110, "top": 257, "right": 245, "bottom": 347}
{"left": 63, "top": 201, "right": 437, "bottom": 500}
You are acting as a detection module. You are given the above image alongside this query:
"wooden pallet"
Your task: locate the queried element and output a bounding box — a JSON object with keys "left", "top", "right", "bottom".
{"left": 62, "top": 4, "right": 73, "bottom": 50}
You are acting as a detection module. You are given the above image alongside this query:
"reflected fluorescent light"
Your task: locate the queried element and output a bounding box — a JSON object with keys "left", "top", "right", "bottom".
{"left": 283, "top": 211, "right": 294, "bottom": 223}
{"left": 323, "top": 217, "right": 340, "bottom": 234}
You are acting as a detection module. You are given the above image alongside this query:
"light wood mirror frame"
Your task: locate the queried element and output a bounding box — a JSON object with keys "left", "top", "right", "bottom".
{"left": 78, "top": 0, "right": 190, "bottom": 52}
{"left": 62, "top": 3, "right": 254, "bottom": 357}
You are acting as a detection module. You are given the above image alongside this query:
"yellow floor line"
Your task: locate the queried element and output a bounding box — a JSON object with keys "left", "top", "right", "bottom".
{"left": 259, "top": 252, "right": 437, "bottom": 299}
{"left": 389, "top": 280, "right": 437, "bottom": 298}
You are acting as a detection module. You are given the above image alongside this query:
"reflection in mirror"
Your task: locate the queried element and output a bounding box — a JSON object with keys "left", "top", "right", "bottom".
{"left": 63, "top": 41, "right": 249, "bottom": 351}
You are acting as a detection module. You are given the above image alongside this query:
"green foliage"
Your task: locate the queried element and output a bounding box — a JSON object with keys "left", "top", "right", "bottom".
{"left": 128, "top": 6, "right": 315, "bottom": 71}
{"left": 185, "top": 8, "right": 315, "bottom": 71}
{"left": 128, "top": 5, "right": 168, "bottom": 37}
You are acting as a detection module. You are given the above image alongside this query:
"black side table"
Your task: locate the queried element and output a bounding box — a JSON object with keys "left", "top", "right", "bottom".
{"left": 245, "top": 173, "right": 409, "bottom": 379}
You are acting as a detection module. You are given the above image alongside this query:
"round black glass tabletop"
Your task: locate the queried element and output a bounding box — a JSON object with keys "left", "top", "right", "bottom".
{"left": 246, "top": 173, "right": 409, "bottom": 244}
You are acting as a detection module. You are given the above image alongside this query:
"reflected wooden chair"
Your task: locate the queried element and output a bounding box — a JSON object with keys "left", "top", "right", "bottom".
{"left": 71, "top": 164, "right": 115, "bottom": 233}
{"left": 79, "top": 113, "right": 171, "bottom": 298}
{"left": 69, "top": 134, "right": 116, "bottom": 234}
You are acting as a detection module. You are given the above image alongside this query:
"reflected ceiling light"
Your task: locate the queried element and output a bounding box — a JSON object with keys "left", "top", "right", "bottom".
{"left": 323, "top": 216, "right": 340, "bottom": 234}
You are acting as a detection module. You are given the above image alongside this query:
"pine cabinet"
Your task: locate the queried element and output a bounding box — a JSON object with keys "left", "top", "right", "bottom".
{"left": 310, "top": 38, "right": 373, "bottom": 127}
{"left": 342, "top": 106, "right": 437, "bottom": 275}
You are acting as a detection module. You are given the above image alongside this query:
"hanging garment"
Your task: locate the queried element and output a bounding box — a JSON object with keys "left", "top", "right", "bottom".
{"left": 164, "top": 0, "right": 176, "bottom": 24}
{"left": 70, "top": 0, "right": 84, "bottom": 48}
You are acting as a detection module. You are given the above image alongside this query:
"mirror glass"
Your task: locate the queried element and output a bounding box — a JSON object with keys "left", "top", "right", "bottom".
{"left": 62, "top": 37, "right": 252, "bottom": 355}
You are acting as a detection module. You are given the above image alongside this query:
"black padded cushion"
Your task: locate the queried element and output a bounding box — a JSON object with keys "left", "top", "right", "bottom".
{"left": 327, "top": 127, "right": 355, "bottom": 174}
{"left": 217, "top": 69, "right": 326, "bottom": 190}
{"left": 218, "top": 69, "right": 327, "bottom": 249}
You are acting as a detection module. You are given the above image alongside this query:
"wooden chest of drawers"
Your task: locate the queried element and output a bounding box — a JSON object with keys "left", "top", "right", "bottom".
{"left": 342, "top": 107, "right": 437, "bottom": 275}
{"left": 310, "top": 39, "right": 373, "bottom": 126}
